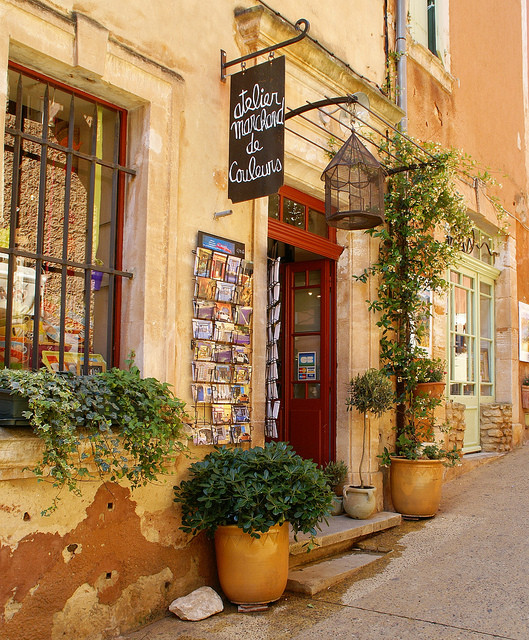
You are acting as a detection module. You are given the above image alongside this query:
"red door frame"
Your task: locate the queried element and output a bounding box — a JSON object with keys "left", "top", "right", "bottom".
{"left": 267, "top": 187, "right": 341, "bottom": 463}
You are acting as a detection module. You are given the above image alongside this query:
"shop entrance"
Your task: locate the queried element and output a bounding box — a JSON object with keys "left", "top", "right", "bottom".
{"left": 266, "top": 187, "right": 342, "bottom": 466}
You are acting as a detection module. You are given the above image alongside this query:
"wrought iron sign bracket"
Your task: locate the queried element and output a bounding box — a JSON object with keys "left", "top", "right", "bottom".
{"left": 220, "top": 18, "right": 310, "bottom": 82}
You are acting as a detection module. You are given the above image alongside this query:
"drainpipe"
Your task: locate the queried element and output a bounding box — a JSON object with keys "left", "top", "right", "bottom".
{"left": 396, "top": 0, "right": 408, "bottom": 131}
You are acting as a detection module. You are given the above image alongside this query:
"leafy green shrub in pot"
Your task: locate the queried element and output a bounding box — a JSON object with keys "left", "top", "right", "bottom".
{"left": 174, "top": 441, "right": 333, "bottom": 540}
{"left": 322, "top": 460, "right": 348, "bottom": 495}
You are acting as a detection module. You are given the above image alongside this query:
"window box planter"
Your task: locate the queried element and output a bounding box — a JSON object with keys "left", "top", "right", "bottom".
{"left": 0, "top": 389, "right": 29, "bottom": 425}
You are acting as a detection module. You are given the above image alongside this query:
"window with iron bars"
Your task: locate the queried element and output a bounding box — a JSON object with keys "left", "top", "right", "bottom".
{"left": 2, "top": 63, "right": 134, "bottom": 374}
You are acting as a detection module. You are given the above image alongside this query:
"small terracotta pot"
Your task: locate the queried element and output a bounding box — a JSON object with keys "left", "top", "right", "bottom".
{"left": 412, "top": 382, "right": 446, "bottom": 399}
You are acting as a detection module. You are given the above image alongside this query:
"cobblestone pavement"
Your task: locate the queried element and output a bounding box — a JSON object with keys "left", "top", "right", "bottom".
{"left": 121, "top": 443, "right": 529, "bottom": 640}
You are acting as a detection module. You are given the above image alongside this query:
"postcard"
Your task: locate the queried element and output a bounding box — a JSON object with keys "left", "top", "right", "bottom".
{"left": 215, "top": 363, "right": 232, "bottom": 383}
{"left": 234, "top": 365, "right": 251, "bottom": 384}
{"left": 213, "top": 426, "right": 230, "bottom": 445}
{"left": 210, "top": 252, "right": 227, "bottom": 280}
{"left": 191, "top": 383, "right": 214, "bottom": 403}
{"left": 236, "top": 285, "right": 252, "bottom": 306}
{"left": 233, "top": 326, "right": 250, "bottom": 346}
{"left": 193, "top": 299, "right": 215, "bottom": 320}
{"left": 232, "top": 345, "right": 249, "bottom": 365}
{"left": 212, "top": 404, "right": 232, "bottom": 424}
{"left": 214, "top": 301, "right": 233, "bottom": 323}
{"left": 230, "top": 424, "right": 251, "bottom": 444}
{"left": 214, "top": 344, "right": 232, "bottom": 363}
{"left": 195, "top": 277, "right": 217, "bottom": 301}
{"left": 231, "top": 384, "right": 249, "bottom": 404}
{"left": 232, "top": 405, "right": 250, "bottom": 423}
{"left": 194, "top": 340, "right": 214, "bottom": 361}
{"left": 192, "top": 361, "right": 216, "bottom": 382}
{"left": 212, "top": 384, "right": 232, "bottom": 403}
{"left": 192, "top": 318, "right": 213, "bottom": 340}
{"left": 194, "top": 247, "right": 212, "bottom": 277}
{"left": 238, "top": 260, "right": 254, "bottom": 286}
{"left": 236, "top": 306, "right": 253, "bottom": 326}
{"left": 214, "top": 321, "right": 235, "bottom": 343}
{"left": 193, "top": 427, "right": 214, "bottom": 446}
{"left": 216, "top": 281, "right": 236, "bottom": 303}
{"left": 225, "top": 255, "right": 241, "bottom": 284}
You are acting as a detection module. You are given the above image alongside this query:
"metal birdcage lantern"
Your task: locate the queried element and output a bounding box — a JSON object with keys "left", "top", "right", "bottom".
{"left": 321, "top": 131, "right": 386, "bottom": 230}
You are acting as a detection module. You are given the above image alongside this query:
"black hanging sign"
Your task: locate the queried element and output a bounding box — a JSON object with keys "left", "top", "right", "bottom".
{"left": 228, "top": 56, "right": 285, "bottom": 203}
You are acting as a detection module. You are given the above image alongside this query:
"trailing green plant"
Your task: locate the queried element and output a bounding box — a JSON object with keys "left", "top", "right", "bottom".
{"left": 355, "top": 133, "right": 502, "bottom": 461}
{"left": 346, "top": 368, "right": 393, "bottom": 486}
{"left": 174, "top": 441, "right": 333, "bottom": 542}
{"left": 322, "top": 460, "right": 348, "bottom": 491}
{"left": 0, "top": 363, "right": 188, "bottom": 513}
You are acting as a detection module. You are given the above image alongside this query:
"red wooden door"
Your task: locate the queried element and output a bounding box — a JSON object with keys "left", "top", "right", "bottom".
{"left": 282, "top": 259, "right": 335, "bottom": 466}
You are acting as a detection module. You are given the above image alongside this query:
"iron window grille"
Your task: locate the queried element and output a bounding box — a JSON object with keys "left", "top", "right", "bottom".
{"left": 3, "top": 63, "right": 134, "bottom": 374}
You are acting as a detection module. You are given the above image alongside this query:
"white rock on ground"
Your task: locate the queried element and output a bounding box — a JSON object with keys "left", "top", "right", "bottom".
{"left": 168, "top": 586, "right": 224, "bottom": 621}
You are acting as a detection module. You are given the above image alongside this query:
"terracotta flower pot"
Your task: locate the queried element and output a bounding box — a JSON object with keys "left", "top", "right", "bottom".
{"left": 412, "top": 381, "right": 446, "bottom": 399}
{"left": 390, "top": 457, "right": 444, "bottom": 518}
{"left": 214, "top": 523, "right": 289, "bottom": 604}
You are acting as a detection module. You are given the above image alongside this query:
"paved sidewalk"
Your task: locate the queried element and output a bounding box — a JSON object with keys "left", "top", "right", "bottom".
{"left": 122, "top": 444, "right": 529, "bottom": 639}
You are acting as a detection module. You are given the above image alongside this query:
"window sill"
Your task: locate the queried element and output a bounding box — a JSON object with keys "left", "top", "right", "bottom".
{"left": 408, "top": 40, "right": 454, "bottom": 94}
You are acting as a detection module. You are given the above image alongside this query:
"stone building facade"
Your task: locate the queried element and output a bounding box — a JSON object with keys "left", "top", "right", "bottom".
{"left": 1, "top": 1, "right": 529, "bottom": 638}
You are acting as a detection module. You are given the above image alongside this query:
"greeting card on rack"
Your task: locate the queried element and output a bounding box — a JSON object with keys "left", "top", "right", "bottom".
{"left": 236, "top": 285, "right": 253, "bottom": 306}
{"left": 236, "top": 306, "right": 253, "bottom": 326}
{"left": 213, "top": 425, "right": 230, "bottom": 445}
{"left": 214, "top": 321, "right": 235, "bottom": 343}
{"left": 216, "top": 281, "right": 236, "bottom": 303}
{"left": 192, "top": 361, "right": 216, "bottom": 382}
{"left": 238, "top": 260, "right": 254, "bottom": 286}
{"left": 210, "top": 252, "right": 227, "bottom": 280}
{"left": 194, "top": 247, "right": 212, "bottom": 277}
{"left": 215, "top": 363, "right": 232, "bottom": 383}
{"left": 213, "top": 384, "right": 232, "bottom": 403}
{"left": 232, "top": 405, "right": 250, "bottom": 423}
{"left": 194, "top": 340, "right": 214, "bottom": 361}
{"left": 232, "top": 345, "right": 249, "bottom": 365}
{"left": 195, "top": 277, "right": 217, "bottom": 300}
{"left": 225, "top": 255, "right": 241, "bottom": 284}
{"left": 214, "top": 344, "right": 232, "bottom": 363}
{"left": 233, "top": 326, "right": 250, "bottom": 345}
{"left": 193, "top": 427, "right": 215, "bottom": 446}
{"left": 212, "top": 404, "right": 232, "bottom": 424}
{"left": 192, "top": 319, "right": 213, "bottom": 340}
{"left": 214, "top": 302, "right": 233, "bottom": 322}
{"left": 234, "top": 365, "right": 251, "bottom": 384}
{"left": 194, "top": 299, "right": 215, "bottom": 320}
{"left": 231, "top": 384, "right": 249, "bottom": 403}
{"left": 192, "top": 384, "right": 213, "bottom": 403}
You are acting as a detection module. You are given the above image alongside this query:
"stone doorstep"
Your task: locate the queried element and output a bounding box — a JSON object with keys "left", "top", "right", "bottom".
{"left": 287, "top": 550, "right": 386, "bottom": 596}
{"left": 289, "top": 511, "right": 401, "bottom": 569}
{"left": 444, "top": 451, "right": 504, "bottom": 482}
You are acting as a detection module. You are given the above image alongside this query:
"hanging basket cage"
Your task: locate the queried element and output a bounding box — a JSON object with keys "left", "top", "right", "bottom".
{"left": 321, "top": 132, "right": 386, "bottom": 230}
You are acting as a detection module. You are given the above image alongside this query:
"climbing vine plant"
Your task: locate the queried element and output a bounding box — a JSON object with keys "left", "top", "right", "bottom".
{"left": 356, "top": 134, "right": 505, "bottom": 459}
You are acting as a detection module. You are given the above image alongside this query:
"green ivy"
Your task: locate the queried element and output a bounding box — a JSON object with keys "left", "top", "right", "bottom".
{"left": 0, "top": 365, "right": 188, "bottom": 513}
{"left": 174, "top": 442, "right": 333, "bottom": 543}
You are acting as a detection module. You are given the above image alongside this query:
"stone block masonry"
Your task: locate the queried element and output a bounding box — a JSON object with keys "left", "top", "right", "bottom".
{"left": 480, "top": 404, "right": 513, "bottom": 452}
{"left": 445, "top": 401, "right": 465, "bottom": 453}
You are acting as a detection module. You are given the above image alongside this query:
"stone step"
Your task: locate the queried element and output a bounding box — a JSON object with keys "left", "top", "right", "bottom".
{"left": 287, "top": 550, "right": 385, "bottom": 595}
{"left": 289, "top": 511, "right": 401, "bottom": 569}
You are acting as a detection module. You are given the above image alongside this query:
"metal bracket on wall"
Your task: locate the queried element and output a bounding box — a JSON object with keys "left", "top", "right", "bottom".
{"left": 220, "top": 18, "right": 310, "bottom": 82}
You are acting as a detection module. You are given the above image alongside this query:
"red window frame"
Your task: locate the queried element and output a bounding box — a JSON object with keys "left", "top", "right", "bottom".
{"left": 268, "top": 186, "right": 343, "bottom": 260}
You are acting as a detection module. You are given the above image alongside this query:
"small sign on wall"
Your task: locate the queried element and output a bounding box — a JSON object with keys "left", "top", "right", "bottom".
{"left": 519, "top": 302, "right": 529, "bottom": 362}
{"left": 298, "top": 351, "right": 316, "bottom": 380}
{"left": 228, "top": 56, "right": 285, "bottom": 203}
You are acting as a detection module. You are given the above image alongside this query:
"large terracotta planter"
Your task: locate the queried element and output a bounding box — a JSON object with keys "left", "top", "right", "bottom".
{"left": 214, "top": 523, "right": 289, "bottom": 604}
{"left": 412, "top": 381, "right": 446, "bottom": 399}
{"left": 343, "top": 485, "right": 377, "bottom": 519}
{"left": 390, "top": 457, "right": 445, "bottom": 518}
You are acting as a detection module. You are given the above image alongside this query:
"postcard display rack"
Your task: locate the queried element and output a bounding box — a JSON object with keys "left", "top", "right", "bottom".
{"left": 191, "top": 234, "right": 253, "bottom": 446}
{"left": 265, "top": 258, "right": 281, "bottom": 438}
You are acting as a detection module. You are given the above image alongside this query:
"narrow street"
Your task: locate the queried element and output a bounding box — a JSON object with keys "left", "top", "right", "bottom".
{"left": 122, "top": 444, "right": 529, "bottom": 640}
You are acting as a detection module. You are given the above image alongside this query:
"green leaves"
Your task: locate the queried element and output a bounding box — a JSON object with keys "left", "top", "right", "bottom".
{"left": 0, "top": 367, "right": 188, "bottom": 511}
{"left": 173, "top": 442, "right": 333, "bottom": 541}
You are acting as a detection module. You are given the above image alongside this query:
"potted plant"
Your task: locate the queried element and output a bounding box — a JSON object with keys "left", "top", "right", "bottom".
{"left": 521, "top": 375, "right": 529, "bottom": 410}
{"left": 355, "top": 134, "right": 500, "bottom": 517}
{"left": 322, "top": 460, "right": 348, "bottom": 515}
{"left": 344, "top": 368, "right": 393, "bottom": 519}
{"left": 173, "top": 441, "right": 333, "bottom": 605}
{"left": 0, "top": 360, "right": 188, "bottom": 513}
{"left": 413, "top": 357, "right": 446, "bottom": 399}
